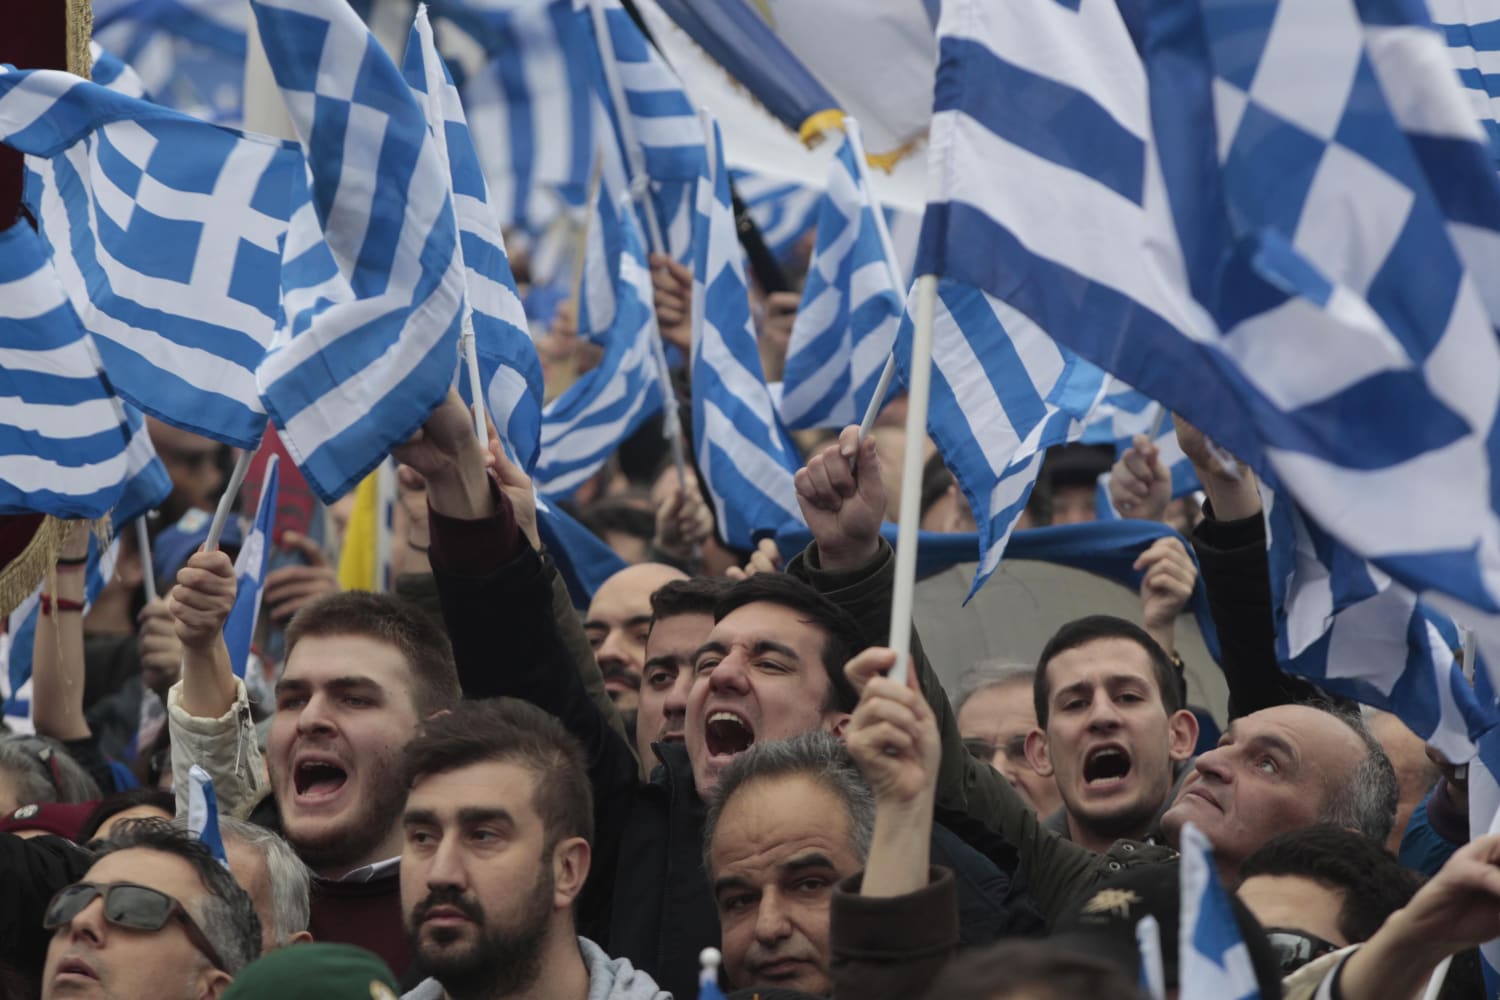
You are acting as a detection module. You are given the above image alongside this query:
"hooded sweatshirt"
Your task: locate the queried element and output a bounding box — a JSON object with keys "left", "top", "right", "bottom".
{"left": 402, "top": 936, "right": 671, "bottom": 1000}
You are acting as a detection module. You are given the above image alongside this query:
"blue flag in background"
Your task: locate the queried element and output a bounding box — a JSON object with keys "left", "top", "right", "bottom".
{"left": 224, "top": 455, "right": 279, "bottom": 679}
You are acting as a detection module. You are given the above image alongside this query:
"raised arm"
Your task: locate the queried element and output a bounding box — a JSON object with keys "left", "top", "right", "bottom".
{"left": 31, "top": 524, "right": 93, "bottom": 743}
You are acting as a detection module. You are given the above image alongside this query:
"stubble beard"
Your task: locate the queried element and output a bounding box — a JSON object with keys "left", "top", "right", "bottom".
{"left": 414, "top": 863, "right": 556, "bottom": 1000}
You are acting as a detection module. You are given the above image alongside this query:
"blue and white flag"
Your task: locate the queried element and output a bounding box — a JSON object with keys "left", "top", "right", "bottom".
{"left": 89, "top": 42, "right": 148, "bottom": 100}
{"left": 577, "top": 0, "right": 706, "bottom": 259}
{"left": 1429, "top": 0, "right": 1500, "bottom": 161}
{"left": 535, "top": 495, "right": 628, "bottom": 607}
{"left": 186, "top": 765, "right": 229, "bottom": 867}
{"left": 116, "top": 405, "right": 173, "bottom": 528}
{"left": 731, "top": 170, "right": 823, "bottom": 262}
{"left": 1179, "top": 822, "right": 1261, "bottom": 1000}
{"left": 895, "top": 282, "right": 1108, "bottom": 598}
{"left": 1264, "top": 485, "right": 1499, "bottom": 763}
{"left": 253, "top": 0, "right": 466, "bottom": 502}
{"left": 93, "top": 0, "right": 248, "bottom": 125}
{"left": 1084, "top": 383, "right": 1201, "bottom": 520}
{"left": 691, "top": 117, "right": 804, "bottom": 548}
{"left": 0, "top": 68, "right": 302, "bottom": 449}
{"left": 1467, "top": 708, "right": 1500, "bottom": 994}
{"left": 533, "top": 177, "right": 666, "bottom": 497}
{"left": 223, "top": 455, "right": 278, "bottom": 679}
{"left": 778, "top": 123, "right": 904, "bottom": 430}
{"left": 1, "top": 534, "right": 121, "bottom": 732}
{"left": 0, "top": 219, "right": 134, "bottom": 520}
{"left": 404, "top": 6, "right": 545, "bottom": 472}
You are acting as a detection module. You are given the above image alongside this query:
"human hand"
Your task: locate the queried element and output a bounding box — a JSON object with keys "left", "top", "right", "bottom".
{"left": 1375, "top": 833, "right": 1500, "bottom": 967}
{"left": 794, "top": 426, "right": 885, "bottom": 572}
{"left": 653, "top": 479, "right": 714, "bottom": 561}
{"left": 1136, "top": 536, "right": 1197, "bottom": 644}
{"left": 757, "top": 291, "right": 799, "bottom": 382}
{"left": 262, "top": 531, "right": 338, "bottom": 625}
{"left": 844, "top": 647, "right": 940, "bottom": 806}
{"left": 136, "top": 598, "right": 184, "bottom": 694}
{"left": 390, "top": 390, "right": 494, "bottom": 519}
{"left": 651, "top": 253, "right": 693, "bottom": 352}
{"left": 724, "top": 538, "right": 782, "bottom": 581}
{"left": 1172, "top": 415, "right": 1260, "bottom": 521}
{"left": 487, "top": 432, "right": 541, "bottom": 550}
{"left": 168, "top": 550, "right": 237, "bottom": 652}
{"left": 1109, "top": 435, "right": 1171, "bottom": 521}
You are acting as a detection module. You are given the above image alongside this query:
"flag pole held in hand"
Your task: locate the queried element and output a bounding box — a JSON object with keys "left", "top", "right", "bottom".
{"left": 134, "top": 517, "right": 156, "bottom": 603}
{"left": 204, "top": 449, "right": 253, "bottom": 553}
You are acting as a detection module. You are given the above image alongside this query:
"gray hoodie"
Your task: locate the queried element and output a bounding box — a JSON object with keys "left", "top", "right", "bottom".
{"left": 402, "top": 936, "right": 673, "bottom": 1000}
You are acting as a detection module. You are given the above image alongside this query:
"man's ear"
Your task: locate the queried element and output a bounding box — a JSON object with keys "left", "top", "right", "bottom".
{"left": 1024, "top": 729, "right": 1054, "bottom": 777}
{"left": 198, "top": 968, "right": 232, "bottom": 1000}
{"left": 287, "top": 929, "right": 315, "bottom": 946}
{"left": 552, "top": 836, "right": 591, "bottom": 908}
{"left": 826, "top": 712, "right": 853, "bottom": 741}
{"left": 1168, "top": 709, "right": 1200, "bottom": 761}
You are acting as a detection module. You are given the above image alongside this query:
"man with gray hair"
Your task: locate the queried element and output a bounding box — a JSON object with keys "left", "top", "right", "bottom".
{"left": 953, "top": 662, "right": 1061, "bottom": 817}
{"left": 217, "top": 817, "right": 313, "bottom": 953}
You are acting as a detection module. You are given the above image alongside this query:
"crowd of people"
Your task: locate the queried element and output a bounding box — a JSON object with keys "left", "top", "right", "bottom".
{"left": 4, "top": 255, "right": 1500, "bottom": 1000}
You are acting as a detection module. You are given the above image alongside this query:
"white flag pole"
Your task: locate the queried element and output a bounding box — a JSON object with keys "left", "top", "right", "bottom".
{"left": 135, "top": 517, "right": 157, "bottom": 603}
{"left": 204, "top": 449, "right": 254, "bottom": 553}
{"left": 1420, "top": 956, "right": 1453, "bottom": 1000}
{"left": 888, "top": 274, "right": 937, "bottom": 684}
{"left": 847, "top": 117, "right": 908, "bottom": 448}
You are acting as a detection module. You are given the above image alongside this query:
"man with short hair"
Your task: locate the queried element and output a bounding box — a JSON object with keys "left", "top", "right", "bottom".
{"left": 635, "top": 578, "right": 727, "bottom": 769}
{"left": 584, "top": 563, "right": 688, "bottom": 718}
{"left": 216, "top": 817, "right": 314, "bottom": 953}
{"left": 399, "top": 698, "right": 668, "bottom": 1000}
{"left": 40, "top": 821, "right": 261, "bottom": 1000}
{"left": 955, "top": 663, "right": 1062, "bottom": 817}
{"left": 1023, "top": 615, "right": 1198, "bottom": 853}
{"left": 166, "top": 551, "right": 462, "bottom": 975}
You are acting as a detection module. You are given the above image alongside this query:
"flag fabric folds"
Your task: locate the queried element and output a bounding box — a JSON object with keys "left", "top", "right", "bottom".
{"left": 1084, "top": 384, "right": 1201, "bottom": 519}
{"left": 404, "top": 7, "right": 545, "bottom": 473}
{"left": 93, "top": 0, "right": 249, "bottom": 125}
{"left": 253, "top": 0, "right": 467, "bottom": 502}
{"left": 1, "top": 67, "right": 302, "bottom": 448}
{"left": 224, "top": 455, "right": 279, "bottom": 679}
{"left": 731, "top": 170, "right": 823, "bottom": 262}
{"left": 778, "top": 124, "right": 904, "bottom": 430}
{"left": 186, "top": 765, "right": 230, "bottom": 867}
{"left": 691, "top": 118, "right": 804, "bottom": 548}
{"left": 1429, "top": 0, "right": 1500, "bottom": 161}
{"left": 1264, "top": 486, "right": 1498, "bottom": 763}
{"left": 894, "top": 281, "right": 1107, "bottom": 598}
{"left": 1178, "top": 823, "right": 1262, "bottom": 1000}
{"left": 0, "top": 220, "right": 134, "bottom": 519}
{"left": 89, "top": 42, "right": 148, "bottom": 100}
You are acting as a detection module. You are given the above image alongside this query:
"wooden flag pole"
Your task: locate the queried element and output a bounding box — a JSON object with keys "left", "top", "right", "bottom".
{"left": 888, "top": 274, "right": 938, "bottom": 684}
{"left": 204, "top": 450, "right": 254, "bottom": 553}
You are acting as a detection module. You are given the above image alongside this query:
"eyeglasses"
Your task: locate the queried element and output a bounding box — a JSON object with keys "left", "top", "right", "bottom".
{"left": 44, "top": 881, "right": 227, "bottom": 972}
{"left": 1264, "top": 928, "right": 1340, "bottom": 974}
{"left": 962, "top": 735, "right": 1029, "bottom": 766}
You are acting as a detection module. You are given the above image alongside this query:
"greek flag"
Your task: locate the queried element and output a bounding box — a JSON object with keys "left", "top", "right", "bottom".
{"left": 1, "top": 67, "right": 303, "bottom": 449}
{"left": 0, "top": 219, "right": 131, "bottom": 519}
{"left": 89, "top": 42, "right": 147, "bottom": 100}
{"left": 253, "top": 0, "right": 466, "bottom": 502}
{"left": 93, "top": 0, "right": 248, "bottom": 125}
{"left": 578, "top": 0, "right": 705, "bottom": 259}
{"left": 535, "top": 496, "right": 628, "bottom": 607}
{"left": 1178, "top": 823, "right": 1261, "bottom": 1000}
{"left": 427, "top": 0, "right": 596, "bottom": 232}
{"left": 691, "top": 117, "right": 804, "bottom": 547}
{"left": 1466, "top": 705, "right": 1500, "bottom": 994}
{"left": 224, "top": 455, "right": 278, "bottom": 679}
{"left": 778, "top": 124, "right": 904, "bottom": 431}
{"left": 1085, "top": 384, "right": 1201, "bottom": 519}
{"left": 1264, "top": 486, "right": 1498, "bottom": 763}
{"left": 186, "top": 765, "right": 229, "bottom": 867}
{"left": 533, "top": 174, "right": 665, "bottom": 497}
{"left": 404, "top": 7, "right": 544, "bottom": 472}
{"left": 1429, "top": 0, "right": 1500, "bottom": 161}
{"left": 1, "top": 534, "right": 121, "bottom": 732}
{"left": 732, "top": 170, "right": 823, "bottom": 261}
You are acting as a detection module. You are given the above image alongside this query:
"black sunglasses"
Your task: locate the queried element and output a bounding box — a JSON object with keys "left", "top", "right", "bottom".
{"left": 44, "top": 881, "right": 227, "bottom": 972}
{"left": 1264, "top": 927, "right": 1340, "bottom": 974}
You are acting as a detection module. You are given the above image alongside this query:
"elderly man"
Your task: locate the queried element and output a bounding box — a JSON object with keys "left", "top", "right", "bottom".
{"left": 40, "top": 821, "right": 261, "bottom": 1000}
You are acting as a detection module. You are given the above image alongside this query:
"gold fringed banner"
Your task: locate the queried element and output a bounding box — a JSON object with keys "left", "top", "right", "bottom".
{"left": 0, "top": 515, "right": 68, "bottom": 620}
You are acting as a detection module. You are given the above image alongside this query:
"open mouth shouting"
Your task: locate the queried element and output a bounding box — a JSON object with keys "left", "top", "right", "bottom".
{"left": 292, "top": 752, "right": 350, "bottom": 807}
{"left": 1082, "top": 743, "right": 1133, "bottom": 792}
{"left": 705, "top": 709, "right": 756, "bottom": 758}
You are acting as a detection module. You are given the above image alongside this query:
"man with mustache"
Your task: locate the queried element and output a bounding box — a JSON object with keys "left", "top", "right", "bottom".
{"left": 584, "top": 563, "right": 688, "bottom": 727}
{"left": 399, "top": 698, "right": 668, "bottom": 1000}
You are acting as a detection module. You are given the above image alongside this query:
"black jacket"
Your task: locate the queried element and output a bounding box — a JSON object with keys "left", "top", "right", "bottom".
{"left": 0, "top": 831, "right": 92, "bottom": 984}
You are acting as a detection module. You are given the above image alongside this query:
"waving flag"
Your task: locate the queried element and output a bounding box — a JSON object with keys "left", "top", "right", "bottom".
{"left": 533, "top": 175, "right": 666, "bottom": 497}
{"left": 691, "top": 117, "right": 804, "bottom": 547}
{"left": 1084, "top": 384, "right": 1201, "bottom": 519}
{"left": 535, "top": 496, "right": 628, "bottom": 607}
{"left": 224, "top": 455, "right": 278, "bottom": 679}
{"left": 186, "top": 765, "right": 230, "bottom": 867}
{"left": 253, "top": 0, "right": 466, "bottom": 502}
{"left": 89, "top": 42, "right": 148, "bottom": 100}
{"left": 1264, "top": 486, "right": 1498, "bottom": 763}
{"left": 578, "top": 0, "right": 706, "bottom": 259}
{"left": 0, "top": 68, "right": 302, "bottom": 448}
{"left": 732, "top": 170, "right": 823, "bottom": 261}
{"left": 1467, "top": 707, "right": 1500, "bottom": 994}
{"left": 1430, "top": 0, "right": 1500, "bottom": 161}
{"left": 1179, "top": 823, "right": 1261, "bottom": 1000}
{"left": 404, "top": 7, "right": 545, "bottom": 472}
{"left": 0, "top": 220, "right": 134, "bottom": 519}
{"left": 93, "top": 0, "right": 248, "bottom": 125}
{"left": 778, "top": 123, "right": 904, "bottom": 430}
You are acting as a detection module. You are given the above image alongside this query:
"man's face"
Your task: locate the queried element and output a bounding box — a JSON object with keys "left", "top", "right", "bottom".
{"left": 401, "top": 760, "right": 567, "bottom": 997}
{"left": 636, "top": 611, "right": 714, "bottom": 765}
{"left": 957, "top": 680, "right": 1062, "bottom": 817}
{"left": 42, "top": 848, "right": 227, "bottom": 1000}
{"left": 1161, "top": 705, "right": 1368, "bottom": 876}
{"left": 269, "top": 634, "right": 421, "bottom": 877}
{"left": 709, "top": 775, "right": 863, "bottom": 995}
{"left": 1236, "top": 874, "right": 1349, "bottom": 949}
{"left": 585, "top": 564, "right": 687, "bottom": 711}
{"left": 686, "top": 602, "right": 849, "bottom": 797}
{"left": 1034, "top": 639, "right": 1194, "bottom": 840}
{"left": 1050, "top": 483, "right": 1097, "bottom": 525}
{"left": 147, "top": 418, "right": 224, "bottom": 522}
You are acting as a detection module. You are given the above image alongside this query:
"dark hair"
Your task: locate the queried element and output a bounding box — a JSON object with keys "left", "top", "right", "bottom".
{"left": 95, "top": 820, "right": 262, "bottom": 974}
{"left": 1239, "top": 825, "right": 1423, "bottom": 944}
{"left": 713, "top": 574, "right": 863, "bottom": 713}
{"left": 285, "top": 591, "right": 460, "bottom": 717}
{"left": 923, "top": 940, "right": 1148, "bottom": 1000}
{"left": 919, "top": 452, "right": 957, "bottom": 518}
{"left": 578, "top": 497, "right": 656, "bottom": 546}
{"left": 79, "top": 788, "right": 176, "bottom": 844}
{"left": 402, "top": 698, "right": 594, "bottom": 847}
{"left": 1307, "top": 704, "right": 1400, "bottom": 854}
{"left": 1033, "top": 615, "right": 1183, "bottom": 728}
{"left": 649, "top": 576, "right": 731, "bottom": 623}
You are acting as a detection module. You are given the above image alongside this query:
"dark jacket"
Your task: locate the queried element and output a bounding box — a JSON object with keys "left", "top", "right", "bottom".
{"left": 831, "top": 867, "right": 958, "bottom": 1000}
{"left": 0, "top": 831, "right": 93, "bottom": 982}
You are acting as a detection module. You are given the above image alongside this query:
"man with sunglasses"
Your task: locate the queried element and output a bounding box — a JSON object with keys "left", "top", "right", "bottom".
{"left": 41, "top": 820, "right": 261, "bottom": 1000}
